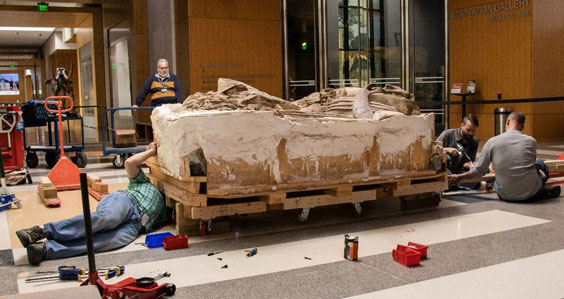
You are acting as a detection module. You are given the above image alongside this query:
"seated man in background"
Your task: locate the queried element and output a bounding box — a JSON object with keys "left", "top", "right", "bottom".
{"left": 16, "top": 142, "right": 166, "bottom": 265}
{"left": 437, "top": 113, "right": 480, "bottom": 190}
{"left": 449, "top": 111, "right": 561, "bottom": 202}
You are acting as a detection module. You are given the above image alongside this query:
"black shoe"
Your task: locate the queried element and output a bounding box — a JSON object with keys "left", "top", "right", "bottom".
{"left": 16, "top": 226, "right": 44, "bottom": 247}
{"left": 27, "top": 242, "right": 46, "bottom": 265}
{"left": 546, "top": 186, "right": 561, "bottom": 199}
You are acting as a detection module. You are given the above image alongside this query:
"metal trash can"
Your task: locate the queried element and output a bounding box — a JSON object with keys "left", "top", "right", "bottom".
{"left": 494, "top": 107, "right": 512, "bottom": 135}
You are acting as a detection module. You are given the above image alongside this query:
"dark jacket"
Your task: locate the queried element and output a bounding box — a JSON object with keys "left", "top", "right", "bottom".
{"left": 135, "top": 74, "right": 182, "bottom": 107}
{"left": 437, "top": 128, "right": 478, "bottom": 174}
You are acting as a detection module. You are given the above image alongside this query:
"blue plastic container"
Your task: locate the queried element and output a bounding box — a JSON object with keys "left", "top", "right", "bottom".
{"left": 0, "top": 194, "right": 15, "bottom": 212}
{"left": 144, "top": 232, "right": 174, "bottom": 248}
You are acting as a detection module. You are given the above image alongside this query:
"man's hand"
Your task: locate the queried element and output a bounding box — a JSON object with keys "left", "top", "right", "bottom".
{"left": 444, "top": 147, "right": 459, "bottom": 157}
{"left": 145, "top": 142, "right": 158, "bottom": 156}
{"left": 448, "top": 174, "right": 462, "bottom": 186}
{"left": 463, "top": 162, "right": 476, "bottom": 170}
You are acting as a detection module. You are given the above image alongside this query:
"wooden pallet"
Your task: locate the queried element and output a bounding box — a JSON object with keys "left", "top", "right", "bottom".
{"left": 147, "top": 157, "right": 447, "bottom": 233}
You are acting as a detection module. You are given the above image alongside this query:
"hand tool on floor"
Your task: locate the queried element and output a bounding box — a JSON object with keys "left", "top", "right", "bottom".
{"left": 98, "top": 265, "right": 125, "bottom": 280}
{"left": 25, "top": 266, "right": 86, "bottom": 283}
{"left": 78, "top": 173, "right": 176, "bottom": 298}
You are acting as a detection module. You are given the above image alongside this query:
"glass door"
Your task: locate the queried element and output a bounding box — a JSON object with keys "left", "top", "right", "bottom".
{"left": 285, "top": 0, "right": 318, "bottom": 101}
{"left": 408, "top": 0, "right": 446, "bottom": 133}
{"left": 326, "top": 0, "right": 402, "bottom": 88}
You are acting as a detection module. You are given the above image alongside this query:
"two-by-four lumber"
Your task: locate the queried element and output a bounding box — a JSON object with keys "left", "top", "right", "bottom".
{"left": 283, "top": 190, "right": 375, "bottom": 210}
{"left": 149, "top": 175, "right": 207, "bottom": 207}
{"left": 188, "top": 202, "right": 266, "bottom": 219}
{"left": 86, "top": 175, "right": 108, "bottom": 193}
{"left": 545, "top": 160, "right": 564, "bottom": 173}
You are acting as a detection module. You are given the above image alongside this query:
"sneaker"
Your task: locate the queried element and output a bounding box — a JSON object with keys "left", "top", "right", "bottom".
{"left": 16, "top": 226, "right": 44, "bottom": 247}
{"left": 27, "top": 242, "right": 46, "bottom": 265}
{"left": 546, "top": 186, "right": 561, "bottom": 199}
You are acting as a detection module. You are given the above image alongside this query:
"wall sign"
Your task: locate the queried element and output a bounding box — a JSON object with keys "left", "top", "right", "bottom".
{"left": 451, "top": 0, "right": 531, "bottom": 22}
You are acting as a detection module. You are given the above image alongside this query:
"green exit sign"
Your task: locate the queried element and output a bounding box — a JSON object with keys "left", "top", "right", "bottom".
{"left": 38, "top": 2, "right": 48, "bottom": 12}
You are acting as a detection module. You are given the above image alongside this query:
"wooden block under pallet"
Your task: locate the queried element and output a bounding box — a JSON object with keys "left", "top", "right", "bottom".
{"left": 146, "top": 157, "right": 207, "bottom": 183}
{"left": 187, "top": 201, "right": 266, "bottom": 219}
{"left": 148, "top": 165, "right": 201, "bottom": 193}
{"left": 149, "top": 175, "right": 207, "bottom": 207}
{"left": 174, "top": 203, "right": 200, "bottom": 235}
{"left": 394, "top": 173, "right": 448, "bottom": 197}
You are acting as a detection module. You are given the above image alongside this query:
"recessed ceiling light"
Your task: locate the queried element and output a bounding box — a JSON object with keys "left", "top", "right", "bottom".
{"left": 0, "top": 27, "right": 55, "bottom": 32}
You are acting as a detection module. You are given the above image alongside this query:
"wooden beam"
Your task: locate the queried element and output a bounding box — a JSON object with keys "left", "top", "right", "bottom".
{"left": 188, "top": 202, "right": 266, "bottom": 219}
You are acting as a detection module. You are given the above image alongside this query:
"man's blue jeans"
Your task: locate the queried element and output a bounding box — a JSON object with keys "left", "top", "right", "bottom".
{"left": 43, "top": 192, "right": 141, "bottom": 260}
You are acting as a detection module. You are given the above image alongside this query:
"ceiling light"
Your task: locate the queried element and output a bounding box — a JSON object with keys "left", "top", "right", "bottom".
{"left": 0, "top": 27, "right": 55, "bottom": 32}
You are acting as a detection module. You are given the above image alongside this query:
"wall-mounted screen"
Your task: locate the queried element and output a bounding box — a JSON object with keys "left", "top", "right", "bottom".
{"left": 0, "top": 73, "right": 19, "bottom": 95}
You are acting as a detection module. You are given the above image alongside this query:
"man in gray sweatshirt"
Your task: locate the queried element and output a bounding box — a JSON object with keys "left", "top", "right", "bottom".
{"left": 450, "top": 111, "right": 560, "bottom": 201}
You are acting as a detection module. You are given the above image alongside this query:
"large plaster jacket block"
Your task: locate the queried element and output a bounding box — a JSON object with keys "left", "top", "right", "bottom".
{"left": 151, "top": 104, "right": 435, "bottom": 191}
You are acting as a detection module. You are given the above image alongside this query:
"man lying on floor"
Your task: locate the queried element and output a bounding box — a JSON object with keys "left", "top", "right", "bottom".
{"left": 16, "top": 142, "right": 166, "bottom": 265}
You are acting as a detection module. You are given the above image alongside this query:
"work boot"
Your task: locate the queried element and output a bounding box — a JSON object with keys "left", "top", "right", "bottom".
{"left": 546, "top": 186, "right": 561, "bottom": 199}
{"left": 16, "top": 226, "right": 44, "bottom": 247}
{"left": 27, "top": 242, "right": 46, "bottom": 265}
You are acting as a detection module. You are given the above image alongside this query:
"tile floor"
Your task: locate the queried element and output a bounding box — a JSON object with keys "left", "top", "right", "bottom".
{"left": 0, "top": 143, "right": 563, "bottom": 298}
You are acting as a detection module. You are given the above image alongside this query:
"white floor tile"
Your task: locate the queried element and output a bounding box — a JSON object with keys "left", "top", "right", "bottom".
{"left": 0, "top": 211, "right": 11, "bottom": 250}
{"left": 348, "top": 249, "right": 564, "bottom": 299}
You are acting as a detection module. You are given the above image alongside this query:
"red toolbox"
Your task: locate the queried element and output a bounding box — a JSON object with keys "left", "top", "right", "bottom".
{"left": 163, "top": 234, "right": 189, "bottom": 250}
{"left": 392, "top": 245, "right": 421, "bottom": 267}
{"left": 407, "top": 242, "right": 428, "bottom": 258}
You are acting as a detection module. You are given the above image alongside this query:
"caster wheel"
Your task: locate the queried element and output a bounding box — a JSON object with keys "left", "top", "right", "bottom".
{"left": 45, "top": 152, "right": 59, "bottom": 168}
{"left": 74, "top": 152, "right": 87, "bottom": 168}
{"left": 165, "top": 283, "right": 176, "bottom": 296}
{"left": 432, "top": 193, "right": 442, "bottom": 206}
{"left": 298, "top": 208, "right": 310, "bottom": 223}
{"left": 352, "top": 203, "right": 362, "bottom": 216}
{"left": 400, "top": 197, "right": 408, "bottom": 210}
{"left": 26, "top": 153, "right": 38, "bottom": 168}
{"left": 14, "top": 200, "right": 22, "bottom": 209}
{"left": 112, "top": 154, "right": 126, "bottom": 168}
{"left": 200, "top": 219, "right": 212, "bottom": 235}
{"left": 26, "top": 173, "right": 33, "bottom": 184}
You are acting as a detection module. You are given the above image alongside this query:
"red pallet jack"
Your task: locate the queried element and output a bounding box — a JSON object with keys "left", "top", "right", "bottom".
{"left": 78, "top": 173, "right": 176, "bottom": 298}
{"left": 45, "top": 96, "right": 82, "bottom": 191}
